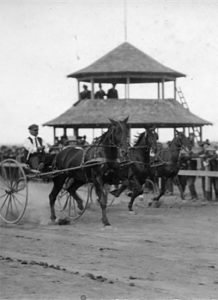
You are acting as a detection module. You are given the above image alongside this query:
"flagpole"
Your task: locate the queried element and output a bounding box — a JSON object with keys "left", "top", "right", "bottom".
{"left": 124, "top": 0, "right": 127, "bottom": 41}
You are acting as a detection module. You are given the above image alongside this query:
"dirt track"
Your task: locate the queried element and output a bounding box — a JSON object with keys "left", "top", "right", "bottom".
{"left": 1, "top": 180, "right": 218, "bottom": 300}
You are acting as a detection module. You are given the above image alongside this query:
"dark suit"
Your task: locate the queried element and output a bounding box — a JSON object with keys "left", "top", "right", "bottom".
{"left": 107, "top": 88, "right": 118, "bottom": 99}
{"left": 95, "top": 90, "right": 106, "bottom": 99}
{"left": 80, "top": 90, "right": 91, "bottom": 100}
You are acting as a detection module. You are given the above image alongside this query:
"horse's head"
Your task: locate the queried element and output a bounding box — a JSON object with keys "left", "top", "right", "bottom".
{"left": 133, "top": 127, "right": 158, "bottom": 155}
{"left": 109, "top": 117, "right": 129, "bottom": 158}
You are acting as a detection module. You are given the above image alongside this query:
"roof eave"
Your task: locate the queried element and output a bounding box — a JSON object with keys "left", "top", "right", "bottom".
{"left": 67, "top": 71, "right": 186, "bottom": 83}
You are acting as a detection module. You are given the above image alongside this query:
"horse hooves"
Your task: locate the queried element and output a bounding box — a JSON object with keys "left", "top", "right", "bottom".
{"left": 129, "top": 210, "right": 137, "bottom": 215}
{"left": 58, "top": 217, "right": 71, "bottom": 225}
{"left": 102, "top": 218, "right": 111, "bottom": 226}
{"left": 104, "top": 223, "right": 111, "bottom": 226}
{"left": 153, "top": 201, "right": 161, "bottom": 208}
{"left": 48, "top": 219, "right": 57, "bottom": 225}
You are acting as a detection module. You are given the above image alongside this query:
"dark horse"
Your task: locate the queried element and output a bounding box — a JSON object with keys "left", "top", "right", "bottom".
{"left": 49, "top": 117, "right": 129, "bottom": 226}
{"left": 150, "top": 131, "right": 191, "bottom": 205}
{"left": 111, "top": 128, "right": 158, "bottom": 212}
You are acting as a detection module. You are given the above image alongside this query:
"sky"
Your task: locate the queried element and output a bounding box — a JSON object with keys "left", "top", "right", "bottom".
{"left": 1, "top": 0, "right": 218, "bottom": 145}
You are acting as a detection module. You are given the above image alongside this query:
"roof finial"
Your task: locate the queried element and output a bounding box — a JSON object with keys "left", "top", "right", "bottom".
{"left": 124, "top": 0, "right": 127, "bottom": 42}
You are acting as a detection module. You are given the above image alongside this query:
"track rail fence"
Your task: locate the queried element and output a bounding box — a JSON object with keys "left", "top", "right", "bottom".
{"left": 178, "top": 158, "right": 218, "bottom": 200}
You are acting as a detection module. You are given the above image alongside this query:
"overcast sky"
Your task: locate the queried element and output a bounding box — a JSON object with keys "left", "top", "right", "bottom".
{"left": 1, "top": 0, "right": 218, "bottom": 144}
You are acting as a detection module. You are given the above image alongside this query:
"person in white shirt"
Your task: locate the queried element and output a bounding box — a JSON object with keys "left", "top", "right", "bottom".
{"left": 23, "top": 124, "right": 49, "bottom": 171}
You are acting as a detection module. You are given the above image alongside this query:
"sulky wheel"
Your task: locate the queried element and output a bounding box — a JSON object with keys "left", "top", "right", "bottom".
{"left": 56, "top": 183, "right": 90, "bottom": 221}
{"left": 0, "top": 159, "right": 28, "bottom": 224}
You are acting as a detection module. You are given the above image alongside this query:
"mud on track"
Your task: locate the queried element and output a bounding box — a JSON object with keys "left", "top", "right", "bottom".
{"left": 1, "top": 180, "right": 218, "bottom": 300}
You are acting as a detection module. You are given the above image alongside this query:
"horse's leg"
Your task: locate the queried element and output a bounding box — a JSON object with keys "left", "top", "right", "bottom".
{"left": 151, "top": 177, "right": 166, "bottom": 206}
{"left": 110, "top": 179, "right": 129, "bottom": 197}
{"left": 95, "top": 179, "right": 110, "bottom": 226}
{"left": 178, "top": 175, "right": 187, "bottom": 195}
{"left": 128, "top": 180, "right": 143, "bottom": 212}
{"left": 166, "top": 178, "right": 174, "bottom": 195}
{"left": 68, "top": 181, "right": 84, "bottom": 211}
{"left": 128, "top": 189, "right": 143, "bottom": 212}
{"left": 173, "top": 175, "right": 185, "bottom": 200}
{"left": 49, "top": 175, "right": 66, "bottom": 222}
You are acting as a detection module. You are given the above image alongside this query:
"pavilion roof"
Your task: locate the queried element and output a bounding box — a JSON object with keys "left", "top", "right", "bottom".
{"left": 44, "top": 98, "right": 211, "bottom": 128}
{"left": 67, "top": 42, "right": 185, "bottom": 84}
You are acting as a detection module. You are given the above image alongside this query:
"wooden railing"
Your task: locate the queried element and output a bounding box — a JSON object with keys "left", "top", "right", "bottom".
{"left": 178, "top": 158, "right": 218, "bottom": 200}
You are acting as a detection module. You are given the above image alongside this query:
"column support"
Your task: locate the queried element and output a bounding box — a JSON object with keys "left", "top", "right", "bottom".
{"left": 157, "top": 82, "right": 160, "bottom": 100}
{"left": 174, "top": 79, "right": 177, "bottom": 100}
{"left": 161, "top": 79, "right": 165, "bottom": 100}
{"left": 91, "top": 78, "right": 94, "bottom": 99}
{"left": 77, "top": 80, "right": 80, "bottom": 100}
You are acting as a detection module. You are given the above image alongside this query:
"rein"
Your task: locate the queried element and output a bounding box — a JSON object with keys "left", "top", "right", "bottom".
{"left": 130, "top": 145, "right": 151, "bottom": 151}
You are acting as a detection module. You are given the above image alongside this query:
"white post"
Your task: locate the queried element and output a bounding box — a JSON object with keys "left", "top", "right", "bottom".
{"left": 161, "top": 79, "right": 165, "bottom": 100}
{"left": 53, "top": 127, "right": 56, "bottom": 144}
{"left": 174, "top": 80, "right": 177, "bottom": 100}
{"left": 77, "top": 80, "right": 80, "bottom": 100}
{"left": 126, "top": 77, "right": 130, "bottom": 99}
{"left": 91, "top": 79, "right": 94, "bottom": 99}
{"left": 157, "top": 82, "right": 160, "bottom": 100}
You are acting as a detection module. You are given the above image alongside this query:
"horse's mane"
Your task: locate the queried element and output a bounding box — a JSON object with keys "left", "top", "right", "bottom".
{"left": 133, "top": 132, "right": 145, "bottom": 146}
{"left": 91, "top": 130, "right": 108, "bottom": 146}
{"left": 98, "top": 130, "right": 109, "bottom": 144}
{"left": 91, "top": 124, "right": 115, "bottom": 147}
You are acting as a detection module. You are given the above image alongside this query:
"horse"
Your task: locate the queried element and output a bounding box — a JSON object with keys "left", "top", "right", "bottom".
{"left": 150, "top": 131, "right": 192, "bottom": 205}
{"left": 110, "top": 128, "right": 158, "bottom": 212}
{"left": 49, "top": 117, "right": 129, "bottom": 226}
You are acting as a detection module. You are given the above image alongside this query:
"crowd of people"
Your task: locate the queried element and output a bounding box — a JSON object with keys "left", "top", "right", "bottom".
{"left": 166, "top": 133, "right": 218, "bottom": 200}
{"left": 53, "top": 134, "right": 89, "bottom": 149}
{"left": 79, "top": 83, "right": 119, "bottom": 100}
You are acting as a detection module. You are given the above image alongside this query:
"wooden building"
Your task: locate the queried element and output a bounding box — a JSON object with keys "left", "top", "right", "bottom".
{"left": 44, "top": 42, "right": 211, "bottom": 142}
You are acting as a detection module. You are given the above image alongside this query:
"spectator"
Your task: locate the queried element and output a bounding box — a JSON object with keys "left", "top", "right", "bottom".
{"left": 82, "top": 135, "right": 89, "bottom": 146}
{"left": 186, "top": 133, "right": 199, "bottom": 200}
{"left": 95, "top": 83, "right": 106, "bottom": 99}
{"left": 77, "top": 136, "right": 83, "bottom": 146}
{"left": 107, "top": 83, "right": 118, "bottom": 99}
{"left": 60, "top": 135, "right": 69, "bottom": 147}
{"left": 80, "top": 84, "right": 91, "bottom": 100}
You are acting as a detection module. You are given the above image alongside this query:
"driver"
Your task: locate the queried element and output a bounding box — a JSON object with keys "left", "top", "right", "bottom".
{"left": 23, "top": 124, "right": 50, "bottom": 171}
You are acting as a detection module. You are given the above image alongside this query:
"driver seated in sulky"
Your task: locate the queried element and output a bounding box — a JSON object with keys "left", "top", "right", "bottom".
{"left": 23, "top": 124, "right": 50, "bottom": 171}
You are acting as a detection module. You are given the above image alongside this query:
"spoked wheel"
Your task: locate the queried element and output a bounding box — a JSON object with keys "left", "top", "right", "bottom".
{"left": 57, "top": 184, "right": 90, "bottom": 221}
{"left": 0, "top": 159, "right": 28, "bottom": 224}
{"left": 137, "top": 179, "right": 159, "bottom": 207}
